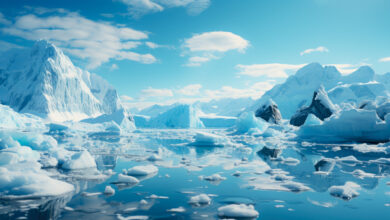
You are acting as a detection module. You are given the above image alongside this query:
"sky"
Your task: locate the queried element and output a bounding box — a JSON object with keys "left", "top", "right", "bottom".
{"left": 0, "top": 0, "right": 390, "bottom": 109}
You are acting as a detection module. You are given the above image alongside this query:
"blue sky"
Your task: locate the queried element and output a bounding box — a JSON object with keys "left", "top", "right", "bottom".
{"left": 1, "top": 0, "right": 390, "bottom": 109}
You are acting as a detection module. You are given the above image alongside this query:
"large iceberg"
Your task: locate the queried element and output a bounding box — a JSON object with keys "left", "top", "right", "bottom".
{"left": 0, "top": 40, "right": 130, "bottom": 123}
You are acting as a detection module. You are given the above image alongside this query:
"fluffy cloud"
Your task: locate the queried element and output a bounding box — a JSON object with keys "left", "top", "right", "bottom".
{"left": 119, "top": 0, "right": 210, "bottom": 18}
{"left": 184, "top": 31, "right": 248, "bottom": 53}
{"left": 0, "top": 12, "right": 11, "bottom": 25}
{"left": 236, "top": 63, "right": 305, "bottom": 78}
{"left": 205, "top": 81, "right": 275, "bottom": 100}
{"left": 379, "top": 57, "right": 390, "bottom": 62}
{"left": 300, "top": 46, "right": 329, "bottom": 56}
{"left": 177, "top": 84, "right": 202, "bottom": 96}
{"left": 140, "top": 87, "right": 174, "bottom": 98}
{"left": 2, "top": 12, "right": 156, "bottom": 68}
{"left": 183, "top": 31, "right": 249, "bottom": 66}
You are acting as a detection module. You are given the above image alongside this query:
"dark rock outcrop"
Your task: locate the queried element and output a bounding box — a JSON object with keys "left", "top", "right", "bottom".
{"left": 257, "top": 146, "right": 281, "bottom": 158}
{"left": 255, "top": 99, "right": 282, "bottom": 124}
{"left": 290, "top": 87, "right": 335, "bottom": 127}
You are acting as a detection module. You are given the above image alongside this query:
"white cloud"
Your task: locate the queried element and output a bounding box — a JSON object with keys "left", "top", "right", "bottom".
{"left": 205, "top": 81, "right": 275, "bottom": 100}
{"left": 0, "top": 40, "right": 23, "bottom": 52}
{"left": 300, "top": 46, "right": 329, "bottom": 56}
{"left": 183, "top": 31, "right": 249, "bottom": 66}
{"left": 110, "top": 64, "right": 119, "bottom": 70}
{"left": 184, "top": 31, "right": 249, "bottom": 53}
{"left": 140, "top": 87, "right": 173, "bottom": 98}
{"left": 379, "top": 57, "right": 390, "bottom": 63}
{"left": 120, "top": 95, "right": 134, "bottom": 101}
{"left": 177, "top": 84, "right": 202, "bottom": 96}
{"left": 0, "top": 12, "right": 11, "bottom": 25}
{"left": 236, "top": 63, "right": 305, "bottom": 78}
{"left": 145, "top": 41, "right": 159, "bottom": 49}
{"left": 2, "top": 13, "right": 156, "bottom": 69}
{"left": 119, "top": 0, "right": 210, "bottom": 18}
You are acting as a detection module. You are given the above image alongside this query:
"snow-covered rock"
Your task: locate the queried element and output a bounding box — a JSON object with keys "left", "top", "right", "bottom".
{"left": 218, "top": 204, "right": 259, "bottom": 219}
{"left": 0, "top": 40, "right": 128, "bottom": 122}
{"left": 255, "top": 99, "right": 282, "bottom": 124}
{"left": 290, "top": 86, "right": 336, "bottom": 127}
{"left": 61, "top": 150, "right": 97, "bottom": 170}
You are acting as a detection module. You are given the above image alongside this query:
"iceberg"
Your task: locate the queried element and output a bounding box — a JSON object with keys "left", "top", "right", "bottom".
{"left": 218, "top": 204, "right": 259, "bottom": 219}
{"left": 61, "top": 150, "right": 97, "bottom": 170}
{"left": 234, "top": 112, "right": 268, "bottom": 134}
{"left": 255, "top": 99, "right": 282, "bottom": 124}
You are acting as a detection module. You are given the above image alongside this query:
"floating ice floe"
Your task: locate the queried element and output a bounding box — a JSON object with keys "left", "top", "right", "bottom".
{"left": 190, "top": 131, "right": 233, "bottom": 147}
{"left": 189, "top": 194, "right": 211, "bottom": 206}
{"left": 166, "top": 206, "right": 186, "bottom": 213}
{"left": 217, "top": 204, "right": 259, "bottom": 219}
{"left": 127, "top": 165, "right": 158, "bottom": 176}
{"left": 199, "top": 174, "right": 226, "bottom": 183}
{"left": 234, "top": 112, "right": 268, "bottom": 134}
{"left": 104, "top": 185, "right": 115, "bottom": 195}
{"left": 61, "top": 150, "right": 97, "bottom": 170}
{"left": 329, "top": 181, "right": 361, "bottom": 200}
{"left": 117, "top": 174, "right": 140, "bottom": 184}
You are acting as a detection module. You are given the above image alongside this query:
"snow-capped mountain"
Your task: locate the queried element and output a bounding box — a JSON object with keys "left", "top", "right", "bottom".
{"left": 248, "top": 63, "right": 386, "bottom": 118}
{"left": 0, "top": 40, "right": 123, "bottom": 122}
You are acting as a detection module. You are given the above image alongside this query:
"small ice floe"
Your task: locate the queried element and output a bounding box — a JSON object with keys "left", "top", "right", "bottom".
{"left": 190, "top": 131, "right": 233, "bottom": 147}
{"left": 116, "top": 214, "right": 149, "bottom": 220}
{"left": 281, "top": 182, "right": 311, "bottom": 193}
{"left": 167, "top": 206, "right": 186, "bottom": 213}
{"left": 117, "top": 174, "right": 140, "bottom": 184}
{"left": 127, "top": 165, "right": 158, "bottom": 176}
{"left": 329, "top": 182, "right": 361, "bottom": 200}
{"left": 147, "top": 154, "right": 162, "bottom": 162}
{"left": 81, "top": 192, "right": 102, "bottom": 197}
{"left": 104, "top": 185, "right": 115, "bottom": 195}
{"left": 147, "top": 194, "right": 169, "bottom": 199}
{"left": 337, "top": 156, "right": 361, "bottom": 166}
{"left": 61, "top": 150, "right": 97, "bottom": 170}
{"left": 351, "top": 169, "right": 376, "bottom": 179}
{"left": 199, "top": 174, "right": 226, "bottom": 184}
{"left": 139, "top": 199, "right": 148, "bottom": 205}
{"left": 307, "top": 198, "right": 335, "bottom": 208}
{"left": 189, "top": 194, "right": 211, "bottom": 206}
{"left": 217, "top": 204, "right": 259, "bottom": 219}
{"left": 275, "top": 204, "right": 284, "bottom": 208}
{"left": 281, "top": 157, "right": 300, "bottom": 166}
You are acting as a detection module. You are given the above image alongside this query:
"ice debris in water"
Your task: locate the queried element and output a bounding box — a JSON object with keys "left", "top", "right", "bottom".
{"left": 104, "top": 185, "right": 115, "bottom": 195}
{"left": 329, "top": 182, "right": 361, "bottom": 200}
{"left": 61, "top": 150, "right": 97, "bottom": 170}
{"left": 234, "top": 112, "right": 268, "bottom": 134}
{"left": 218, "top": 204, "right": 259, "bottom": 219}
{"left": 127, "top": 165, "right": 158, "bottom": 176}
{"left": 191, "top": 131, "right": 232, "bottom": 147}
{"left": 117, "top": 174, "right": 140, "bottom": 184}
{"left": 189, "top": 194, "right": 212, "bottom": 206}
{"left": 199, "top": 173, "right": 226, "bottom": 182}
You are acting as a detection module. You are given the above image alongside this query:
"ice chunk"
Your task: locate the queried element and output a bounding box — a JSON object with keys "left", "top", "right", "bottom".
{"left": 191, "top": 131, "right": 232, "bottom": 147}
{"left": 61, "top": 150, "right": 97, "bottom": 170}
{"left": 329, "top": 182, "right": 360, "bottom": 200}
{"left": 235, "top": 112, "right": 268, "bottom": 134}
{"left": 147, "top": 104, "right": 205, "bottom": 128}
{"left": 304, "top": 114, "right": 323, "bottom": 126}
{"left": 189, "top": 194, "right": 211, "bottom": 206}
{"left": 117, "top": 174, "right": 140, "bottom": 184}
{"left": 104, "top": 185, "right": 115, "bottom": 195}
{"left": 167, "top": 207, "right": 186, "bottom": 213}
{"left": 0, "top": 161, "right": 74, "bottom": 198}
{"left": 257, "top": 146, "right": 281, "bottom": 159}
{"left": 218, "top": 204, "right": 259, "bottom": 219}
{"left": 199, "top": 173, "right": 226, "bottom": 183}
{"left": 127, "top": 165, "right": 158, "bottom": 176}
{"left": 200, "top": 115, "right": 237, "bottom": 128}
